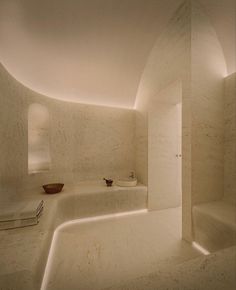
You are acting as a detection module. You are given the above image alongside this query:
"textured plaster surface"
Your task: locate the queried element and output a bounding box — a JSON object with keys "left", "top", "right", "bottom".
{"left": 191, "top": 0, "right": 226, "bottom": 204}
{"left": 135, "top": 1, "right": 192, "bottom": 240}
{"left": 224, "top": 73, "right": 236, "bottom": 205}
{"left": 135, "top": 0, "right": 228, "bottom": 241}
{"left": 0, "top": 63, "right": 135, "bottom": 202}
{"left": 192, "top": 75, "right": 236, "bottom": 253}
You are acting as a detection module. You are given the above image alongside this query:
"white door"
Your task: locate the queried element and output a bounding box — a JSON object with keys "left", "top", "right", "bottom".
{"left": 148, "top": 81, "right": 182, "bottom": 210}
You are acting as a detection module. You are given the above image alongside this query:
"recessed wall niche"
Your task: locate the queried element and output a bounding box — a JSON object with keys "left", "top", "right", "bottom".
{"left": 28, "top": 103, "right": 51, "bottom": 174}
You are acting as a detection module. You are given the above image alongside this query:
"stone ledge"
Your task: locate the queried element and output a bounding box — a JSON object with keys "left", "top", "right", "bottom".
{"left": 193, "top": 200, "right": 236, "bottom": 252}
{"left": 0, "top": 182, "right": 147, "bottom": 290}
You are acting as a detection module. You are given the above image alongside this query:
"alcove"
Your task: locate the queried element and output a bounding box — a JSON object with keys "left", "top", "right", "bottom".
{"left": 28, "top": 103, "right": 51, "bottom": 174}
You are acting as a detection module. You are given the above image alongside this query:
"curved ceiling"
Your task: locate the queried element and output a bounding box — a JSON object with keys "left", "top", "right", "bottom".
{"left": 0, "top": 0, "right": 235, "bottom": 108}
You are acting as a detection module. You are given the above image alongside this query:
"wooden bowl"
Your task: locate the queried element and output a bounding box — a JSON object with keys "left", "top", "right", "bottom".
{"left": 42, "top": 183, "right": 64, "bottom": 194}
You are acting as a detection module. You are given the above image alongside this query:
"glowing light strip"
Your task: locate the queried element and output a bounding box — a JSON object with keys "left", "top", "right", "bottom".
{"left": 192, "top": 241, "right": 210, "bottom": 255}
{"left": 40, "top": 209, "right": 148, "bottom": 290}
{"left": 40, "top": 230, "right": 59, "bottom": 290}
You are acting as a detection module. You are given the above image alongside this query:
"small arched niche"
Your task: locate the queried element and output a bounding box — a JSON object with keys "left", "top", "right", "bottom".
{"left": 28, "top": 103, "right": 51, "bottom": 174}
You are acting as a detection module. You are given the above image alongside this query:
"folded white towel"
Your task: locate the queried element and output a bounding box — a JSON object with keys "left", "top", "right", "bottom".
{"left": 0, "top": 204, "right": 43, "bottom": 230}
{"left": 0, "top": 200, "right": 44, "bottom": 222}
{"left": 0, "top": 208, "right": 43, "bottom": 230}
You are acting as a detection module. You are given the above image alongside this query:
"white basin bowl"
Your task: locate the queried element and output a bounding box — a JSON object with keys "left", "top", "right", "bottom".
{"left": 116, "top": 178, "right": 137, "bottom": 187}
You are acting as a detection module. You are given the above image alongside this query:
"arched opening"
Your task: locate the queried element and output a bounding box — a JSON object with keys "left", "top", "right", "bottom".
{"left": 28, "top": 103, "right": 51, "bottom": 174}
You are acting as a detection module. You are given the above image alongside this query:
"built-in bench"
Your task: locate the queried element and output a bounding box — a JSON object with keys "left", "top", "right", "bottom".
{"left": 0, "top": 182, "right": 147, "bottom": 290}
{"left": 193, "top": 200, "right": 236, "bottom": 252}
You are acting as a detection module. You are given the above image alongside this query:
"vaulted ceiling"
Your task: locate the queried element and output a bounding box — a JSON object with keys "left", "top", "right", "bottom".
{"left": 0, "top": 0, "right": 235, "bottom": 108}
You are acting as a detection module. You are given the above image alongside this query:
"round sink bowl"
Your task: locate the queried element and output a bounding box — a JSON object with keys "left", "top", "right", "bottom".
{"left": 116, "top": 178, "right": 137, "bottom": 187}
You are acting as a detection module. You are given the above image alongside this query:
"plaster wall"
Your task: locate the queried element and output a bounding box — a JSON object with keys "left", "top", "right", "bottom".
{"left": 28, "top": 103, "right": 51, "bottom": 173}
{"left": 135, "top": 1, "right": 192, "bottom": 240}
{"left": 135, "top": 0, "right": 227, "bottom": 241}
{"left": 0, "top": 63, "right": 135, "bottom": 202}
{"left": 224, "top": 73, "right": 236, "bottom": 205}
{"left": 135, "top": 93, "right": 148, "bottom": 186}
{"left": 191, "top": 1, "right": 226, "bottom": 205}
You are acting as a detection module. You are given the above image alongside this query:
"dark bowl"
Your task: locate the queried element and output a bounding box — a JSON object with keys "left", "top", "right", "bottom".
{"left": 42, "top": 183, "right": 64, "bottom": 194}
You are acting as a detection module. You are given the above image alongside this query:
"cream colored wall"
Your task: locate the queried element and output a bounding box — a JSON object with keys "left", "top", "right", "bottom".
{"left": 135, "top": 94, "right": 148, "bottom": 186}
{"left": 135, "top": 0, "right": 227, "bottom": 241}
{"left": 135, "top": 1, "right": 192, "bottom": 240}
{"left": 0, "top": 63, "right": 135, "bottom": 202}
{"left": 191, "top": 1, "right": 226, "bottom": 205}
{"left": 224, "top": 73, "right": 236, "bottom": 205}
{"left": 28, "top": 103, "right": 51, "bottom": 173}
{"left": 135, "top": 1, "right": 191, "bottom": 187}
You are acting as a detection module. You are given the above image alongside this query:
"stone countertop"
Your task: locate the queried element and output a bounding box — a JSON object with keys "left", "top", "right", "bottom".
{"left": 0, "top": 182, "right": 147, "bottom": 290}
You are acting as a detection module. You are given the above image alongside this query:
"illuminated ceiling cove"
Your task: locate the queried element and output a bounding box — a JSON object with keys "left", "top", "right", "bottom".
{"left": 0, "top": 0, "right": 235, "bottom": 108}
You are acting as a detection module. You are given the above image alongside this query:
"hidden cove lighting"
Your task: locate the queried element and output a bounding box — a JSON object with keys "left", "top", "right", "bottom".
{"left": 0, "top": 0, "right": 235, "bottom": 289}
{"left": 192, "top": 242, "right": 210, "bottom": 256}
{"left": 40, "top": 209, "right": 148, "bottom": 290}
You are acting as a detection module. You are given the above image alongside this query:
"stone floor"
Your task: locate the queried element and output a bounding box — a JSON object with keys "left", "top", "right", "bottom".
{"left": 44, "top": 207, "right": 204, "bottom": 290}
{"left": 106, "top": 245, "right": 236, "bottom": 290}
